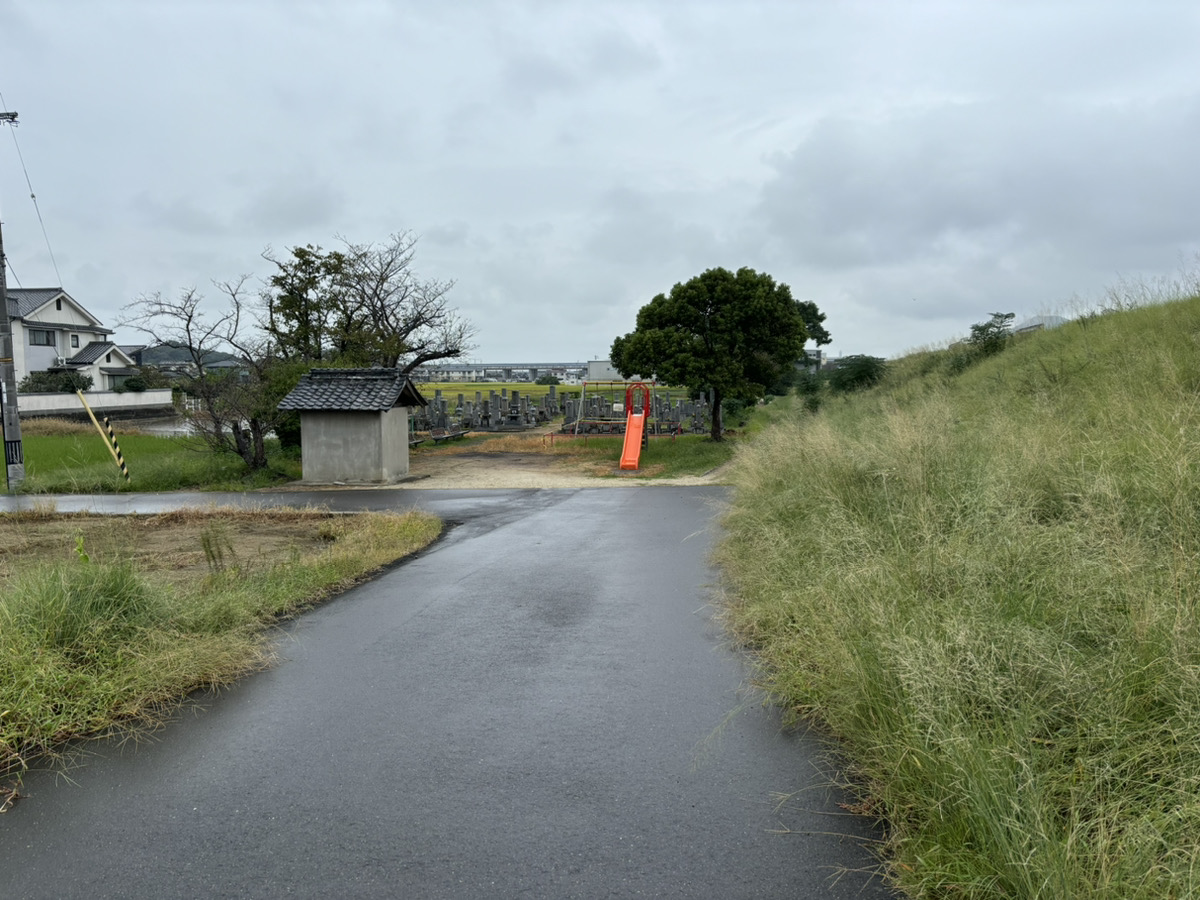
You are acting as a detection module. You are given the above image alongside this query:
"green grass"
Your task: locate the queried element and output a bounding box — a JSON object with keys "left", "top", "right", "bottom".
{"left": 0, "top": 508, "right": 441, "bottom": 774}
{"left": 417, "top": 381, "right": 586, "bottom": 405}
{"left": 719, "top": 290, "right": 1200, "bottom": 897}
{"left": 19, "top": 432, "right": 301, "bottom": 493}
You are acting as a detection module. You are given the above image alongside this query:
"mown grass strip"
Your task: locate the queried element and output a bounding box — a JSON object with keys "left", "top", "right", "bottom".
{"left": 18, "top": 429, "right": 302, "bottom": 493}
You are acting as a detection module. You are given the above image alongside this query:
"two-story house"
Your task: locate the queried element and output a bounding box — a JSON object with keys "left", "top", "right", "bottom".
{"left": 6, "top": 287, "right": 138, "bottom": 389}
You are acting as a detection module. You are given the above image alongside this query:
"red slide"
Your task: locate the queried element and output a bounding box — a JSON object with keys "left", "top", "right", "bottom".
{"left": 620, "top": 410, "right": 645, "bottom": 470}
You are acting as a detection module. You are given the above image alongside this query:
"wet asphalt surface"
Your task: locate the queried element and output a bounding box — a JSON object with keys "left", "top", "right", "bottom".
{"left": 0, "top": 488, "right": 895, "bottom": 899}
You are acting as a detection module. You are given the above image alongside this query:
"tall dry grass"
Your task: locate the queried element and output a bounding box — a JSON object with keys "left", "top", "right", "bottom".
{"left": 719, "top": 293, "right": 1200, "bottom": 897}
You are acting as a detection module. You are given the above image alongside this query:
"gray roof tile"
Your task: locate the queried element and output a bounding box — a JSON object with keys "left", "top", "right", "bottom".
{"left": 6, "top": 287, "right": 66, "bottom": 319}
{"left": 279, "top": 368, "right": 427, "bottom": 412}
{"left": 68, "top": 341, "right": 116, "bottom": 364}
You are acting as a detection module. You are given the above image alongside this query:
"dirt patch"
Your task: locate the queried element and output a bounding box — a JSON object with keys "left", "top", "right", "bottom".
{"left": 0, "top": 509, "right": 353, "bottom": 589}
{"left": 401, "top": 451, "right": 725, "bottom": 489}
{"left": 287, "top": 427, "right": 731, "bottom": 490}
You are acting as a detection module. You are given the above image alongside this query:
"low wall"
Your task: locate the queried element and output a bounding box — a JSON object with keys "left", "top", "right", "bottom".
{"left": 15, "top": 389, "right": 176, "bottom": 420}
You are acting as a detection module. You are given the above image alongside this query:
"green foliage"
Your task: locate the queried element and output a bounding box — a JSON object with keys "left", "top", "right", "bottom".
{"left": 534, "top": 373, "right": 561, "bottom": 385}
{"left": 611, "top": 266, "right": 825, "bottom": 440}
{"left": 826, "top": 354, "right": 887, "bottom": 393}
{"left": 719, "top": 291, "right": 1200, "bottom": 897}
{"left": 263, "top": 243, "right": 349, "bottom": 362}
{"left": 968, "top": 311, "right": 1015, "bottom": 356}
{"left": 18, "top": 370, "right": 93, "bottom": 393}
{"left": 721, "top": 397, "right": 749, "bottom": 426}
{"left": 134, "top": 366, "right": 176, "bottom": 389}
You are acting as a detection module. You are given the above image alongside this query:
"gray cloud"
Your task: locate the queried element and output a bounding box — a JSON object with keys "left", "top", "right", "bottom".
{"left": 239, "top": 178, "right": 344, "bottom": 234}
{"left": 3, "top": 2, "right": 1200, "bottom": 364}
{"left": 758, "top": 95, "right": 1200, "bottom": 280}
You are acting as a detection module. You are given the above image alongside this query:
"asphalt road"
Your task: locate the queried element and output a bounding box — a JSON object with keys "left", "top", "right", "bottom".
{"left": 0, "top": 488, "right": 895, "bottom": 899}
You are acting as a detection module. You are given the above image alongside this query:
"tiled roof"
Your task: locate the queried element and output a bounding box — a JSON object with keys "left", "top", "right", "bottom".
{"left": 68, "top": 341, "right": 117, "bottom": 365}
{"left": 6, "top": 287, "right": 66, "bottom": 319}
{"left": 279, "top": 368, "right": 428, "bottom": 412}
{"left": 5, "top": 287, "right": 107, "bottom": 328}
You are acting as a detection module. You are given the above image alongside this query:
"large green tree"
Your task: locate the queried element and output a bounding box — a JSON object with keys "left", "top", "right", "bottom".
{"left": 610, "top": 267, "right": 826, "bottom": 440}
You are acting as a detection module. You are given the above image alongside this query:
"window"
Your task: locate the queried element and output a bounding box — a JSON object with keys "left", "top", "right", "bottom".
{"left": 71, "top": 334, "right": 80, "bottom": 349}
{"left": 29, "top": 329, "right": 55, "bottom": 347}
{"left": 56, "top": 298, "right": 62, "bottom": 311}
{"left": 106, "top": 353, "right": 112, "bottom": 363}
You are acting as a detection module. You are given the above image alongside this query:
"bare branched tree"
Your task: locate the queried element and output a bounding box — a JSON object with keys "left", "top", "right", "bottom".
{"left": 121, "top": 278, "right": 286, "bottom": 470}
{"left": 338, "top": 232, "right": 475, "bottom": 371}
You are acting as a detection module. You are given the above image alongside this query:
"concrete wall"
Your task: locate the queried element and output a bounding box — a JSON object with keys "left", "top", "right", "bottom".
{"left": 299, "top": 407, "right": 411, "bottom": 484}
{"left": 378, "top": 406, "right": 411, "bottom": 481}
{"left": 16, "top": 389, "right": 175, "bottom": 417}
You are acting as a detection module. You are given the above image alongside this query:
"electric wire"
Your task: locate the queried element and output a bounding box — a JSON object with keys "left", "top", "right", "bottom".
{"left": 0, "top": 92, "right": 63, "bottom": 288}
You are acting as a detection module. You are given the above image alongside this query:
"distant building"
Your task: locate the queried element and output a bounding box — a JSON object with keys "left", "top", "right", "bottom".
{"left": 1013, "top": 315, "right": 1069, "bottom": 334}
{"left": 7, "top": 287, "right": 138, "bottom": 389}
{"left": 411, "top": 361, "right": 588, "bottom": 383}
{"left": 585, "top": 360, "right": 652, "bottom": 382}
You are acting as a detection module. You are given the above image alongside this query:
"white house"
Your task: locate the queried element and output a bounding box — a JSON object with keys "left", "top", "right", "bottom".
{"left": 7, "top": 287, "right": 139, "bottom": 389}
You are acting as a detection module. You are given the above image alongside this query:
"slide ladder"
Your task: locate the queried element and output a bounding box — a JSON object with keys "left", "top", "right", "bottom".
{"left": 619, "top": 382, "right": 651, "bottom": 471}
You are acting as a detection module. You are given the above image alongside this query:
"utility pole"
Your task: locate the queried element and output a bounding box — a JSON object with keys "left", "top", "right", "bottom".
{"left": 0, "top": 109, "right": 26, "bottom": 490}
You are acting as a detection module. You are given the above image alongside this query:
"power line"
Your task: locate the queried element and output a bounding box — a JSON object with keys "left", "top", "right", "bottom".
{"left": 0, "top": 92, "right": 63, "bottom": 287}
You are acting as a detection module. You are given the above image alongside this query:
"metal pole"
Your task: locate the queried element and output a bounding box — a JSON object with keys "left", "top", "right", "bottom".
{"left": 0, "top": 109, "right": 26, "bottom": 489}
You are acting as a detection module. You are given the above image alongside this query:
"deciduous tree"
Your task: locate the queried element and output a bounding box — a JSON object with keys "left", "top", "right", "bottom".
{"left": 261, "top": 232, "right": 474, "bottom": 371}
{"left": 122, "top": 278, "right": 289, "bottom": 470}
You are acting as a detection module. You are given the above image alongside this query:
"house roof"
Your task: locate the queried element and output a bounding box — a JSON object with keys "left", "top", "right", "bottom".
{"left": 6, "top": 287, "right": 63, "bottom": 319}
{"left": 68, "top": 341, "right": 119, "bottom": 365}
{"left": 5, "top": 287, "right": 108, "bottom": 328}
{"left": 279, "top": 368, "right": 428, "bottom": 412}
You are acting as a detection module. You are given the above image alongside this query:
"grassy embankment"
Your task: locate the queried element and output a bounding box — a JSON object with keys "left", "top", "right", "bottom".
{"left": 0, "top": 506, "right": 441, "bottom": 778}
{"left": 720, "top": 287, "right": 1200, "bottom": 897}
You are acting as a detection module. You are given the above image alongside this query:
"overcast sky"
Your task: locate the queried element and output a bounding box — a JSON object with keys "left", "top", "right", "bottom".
{"left": 2, "top": 1, "right": 1198, "bottom": 363}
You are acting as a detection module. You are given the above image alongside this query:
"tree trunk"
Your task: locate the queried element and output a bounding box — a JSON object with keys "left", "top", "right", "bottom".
{"left": 250, "top": 419, "right": 268, "bottom": 469}
{"left": 710, "top": 387, "right": 723, "bottom": 442}
{"left": 232, "top": 423, "right": 253, "bottom": 467}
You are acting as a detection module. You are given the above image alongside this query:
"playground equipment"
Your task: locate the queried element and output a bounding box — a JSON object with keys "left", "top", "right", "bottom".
{"left": 619, "top": 382, "right": 651, "bottom": 471}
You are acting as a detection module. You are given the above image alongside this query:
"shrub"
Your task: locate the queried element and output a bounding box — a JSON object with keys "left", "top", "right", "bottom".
{"left": 827, "top": 355, "right": 887, "bottom": 392}
{"left": 967, "top": 311, "right": 1015, "bottom": 356}
{"left": 18, "top": 370, "right": 94, "bottom": 393}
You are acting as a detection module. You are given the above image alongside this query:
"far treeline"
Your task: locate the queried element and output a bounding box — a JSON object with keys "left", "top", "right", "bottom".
{"left": 120, "top": 256, "right": 838, "bottom": 469}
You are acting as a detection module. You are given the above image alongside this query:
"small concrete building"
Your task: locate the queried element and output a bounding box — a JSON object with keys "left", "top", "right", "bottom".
{"left": 279, "top": 368, "right": 427, "bottom": 484}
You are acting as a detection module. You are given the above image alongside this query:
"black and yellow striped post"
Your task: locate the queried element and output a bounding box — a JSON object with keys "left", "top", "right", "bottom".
{"left": 102, "top": 416, "right": 130, "bottom": 482}
{"left": 76, "top": 390, "right": 131, "bottom": 483}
